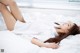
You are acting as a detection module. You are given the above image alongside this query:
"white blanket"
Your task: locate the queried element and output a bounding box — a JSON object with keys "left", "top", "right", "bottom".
{"left": 0, "top": 31, "right": 80, "bottom": 53}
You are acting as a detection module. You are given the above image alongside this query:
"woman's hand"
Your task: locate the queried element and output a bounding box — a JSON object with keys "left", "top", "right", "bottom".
{"left": 43, "top": 43, "right": 59, "bottom": 49}
{"left": 31, "top": 38, "right": 59, "bottom": 49}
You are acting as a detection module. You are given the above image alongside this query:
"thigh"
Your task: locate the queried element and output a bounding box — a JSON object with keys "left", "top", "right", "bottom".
{"left": 0, "top": 0, "right": 15, "bottom": 5}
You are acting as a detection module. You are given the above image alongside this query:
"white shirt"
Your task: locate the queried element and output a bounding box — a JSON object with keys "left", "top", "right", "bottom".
{"left": 13, "top": 20, "right": 58, "bottom": 42}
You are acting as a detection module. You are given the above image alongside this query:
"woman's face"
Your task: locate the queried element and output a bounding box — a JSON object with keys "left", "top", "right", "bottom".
{"left": 55, "top": 21, "right": 74, "bottom": 34}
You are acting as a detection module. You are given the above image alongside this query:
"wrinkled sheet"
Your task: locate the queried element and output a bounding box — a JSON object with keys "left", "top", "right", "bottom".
{"left": 0, "top": 31, "right": 80, "bottom": 53}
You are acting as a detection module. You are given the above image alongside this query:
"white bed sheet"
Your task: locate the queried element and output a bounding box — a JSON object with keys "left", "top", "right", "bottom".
{"left": 0, "top": 31, "right": 80, "bottom": 53}
{"left": 0, "top": 31, "right": 40, "bottom": 53}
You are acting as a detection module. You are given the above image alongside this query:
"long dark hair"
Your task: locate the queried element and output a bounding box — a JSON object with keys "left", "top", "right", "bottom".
{"left": 44, "top": 23, "right": 80, "bottom": 43}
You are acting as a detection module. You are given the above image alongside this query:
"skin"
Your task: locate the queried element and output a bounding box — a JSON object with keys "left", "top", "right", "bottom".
{"left": 55, "top": 21, "right": 74, "bottom": 34}
{"left": 0, "top": 3, "right": 16, "bottom": 30}
{"left": 31, "top": 38, "right": 59, "bottom": 49}
{"left": 0, "top": 0, "right": 25, "bottom": 30}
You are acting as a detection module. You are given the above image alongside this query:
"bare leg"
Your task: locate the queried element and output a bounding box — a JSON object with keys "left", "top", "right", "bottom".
{"left": 0, "top": 3, "right": 16, "bottom": 31}
{"left": 1, "top": 0, "right": 26, "bottom": 22}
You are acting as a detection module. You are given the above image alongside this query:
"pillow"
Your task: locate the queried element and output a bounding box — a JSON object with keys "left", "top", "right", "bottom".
{"left": 52, "top": 34, "right": 80, "bottom": 53}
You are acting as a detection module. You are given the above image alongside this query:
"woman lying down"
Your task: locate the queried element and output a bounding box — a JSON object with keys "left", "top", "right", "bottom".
{"left": 31, "top": 22, "right": 80, "bottom": 48}
{"left": 0, "top": 2, "right": 80, "bottom": 49}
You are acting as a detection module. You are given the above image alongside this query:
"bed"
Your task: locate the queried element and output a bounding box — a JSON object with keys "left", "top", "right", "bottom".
{"left": 0, "top": 8, "right": 80, "bottom": 53}
{"left": 0, "top": 31, "right": 80, "bottom": 53}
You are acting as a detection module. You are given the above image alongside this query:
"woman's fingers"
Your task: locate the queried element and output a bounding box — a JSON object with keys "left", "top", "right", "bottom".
{"left": 44, "top": 43, "right": 59, "bottom": 49}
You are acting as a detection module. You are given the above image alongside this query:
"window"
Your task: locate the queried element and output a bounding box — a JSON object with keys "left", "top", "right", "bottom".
{"left": 15, "top": 0, "right": 33, "bottom": 7}
{"left": 15, "top": 0, "right": 80, "bottom": 10}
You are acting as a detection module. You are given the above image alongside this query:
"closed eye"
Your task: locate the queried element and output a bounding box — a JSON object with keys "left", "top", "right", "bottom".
{"left": 68, "top": 24, "right": 69, "bottom": 26}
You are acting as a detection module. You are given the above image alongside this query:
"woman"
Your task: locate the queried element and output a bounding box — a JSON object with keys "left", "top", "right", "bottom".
{"left": 31, "top": 22, "right": 80, "bottom": 48}
{"left": 0, "top": 3, "right": 80, "bottom": 49}
{"left": 0, "top": 0, "right": 25, "bottom": 31}
{"left": 0, "top": 2, "right": 59, "bottom": 49}
{"left": 44, "top": 22, "right": 80, "bottom": 43}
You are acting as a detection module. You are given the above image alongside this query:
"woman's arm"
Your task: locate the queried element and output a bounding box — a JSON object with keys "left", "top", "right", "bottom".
{"left": 31, "top": 38, "right": 59, "bottom": 49}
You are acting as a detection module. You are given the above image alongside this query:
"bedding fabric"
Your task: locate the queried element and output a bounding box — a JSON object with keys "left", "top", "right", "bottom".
{"left": 0, "top": 31, "right": 80, "bottom": 53}
{"left": 0, "top": 31, "right": 40, "bottom": 53}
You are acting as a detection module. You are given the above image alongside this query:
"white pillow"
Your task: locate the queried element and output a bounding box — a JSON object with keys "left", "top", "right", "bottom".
{"left": 57, "top": 34, "right": 80, "bottom": 53}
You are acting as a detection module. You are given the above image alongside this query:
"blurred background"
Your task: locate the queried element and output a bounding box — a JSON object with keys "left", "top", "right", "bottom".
{"left": 15, "top": 0, "right": 80, "bottom": 10}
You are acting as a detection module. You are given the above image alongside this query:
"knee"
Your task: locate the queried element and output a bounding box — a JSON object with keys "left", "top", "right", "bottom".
{"left": 0, "top": 3, "right": 2, "bottom": 11}
{"left": 0, "top": 3, "right": 6, "bottom": 11}
{"left": 7, "top": 0, "right": 16, "bottom": 6}
{"left": 1, "top": 0, "right": 16, "bottom": 6}
{"left": 0, "top": 0, "right": 15, "bottom": 5}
